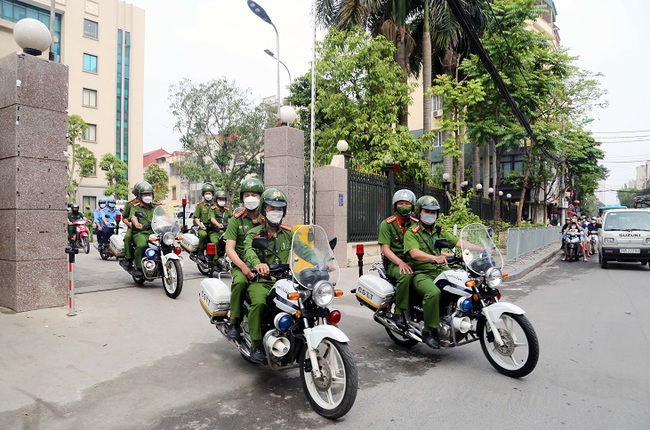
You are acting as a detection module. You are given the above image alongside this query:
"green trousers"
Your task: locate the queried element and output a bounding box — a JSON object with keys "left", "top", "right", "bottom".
{"left": 412, "top": 270, "right": 442, "bottom": 331}
{"left": 132, "top": 230, "right": 153, "bottom": 269}
{"left": 67, "top": 225, "right": 76, "bottom": 242}
{"left": 124, "top": 228, "right": 133, "bottom": 260}
{"left": 198, "top": 229, "right": 220, "bottom": 259}
{"left": 247, "top": 280, "right": 273, "bottom": 342}
{"left": 387, "top": 262, "right": 413, "bottom": 312}
{"left": 229, "top": 266, "right": 250, "bottom": 321}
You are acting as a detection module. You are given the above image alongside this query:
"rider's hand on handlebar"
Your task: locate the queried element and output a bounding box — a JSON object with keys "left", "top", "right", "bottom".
{"left": 397, "top": 260, "right": 413, "bottom": 274}
{"left": 431, "top": 255, "right": 448, "bottom": 265}
{"left": 254, "top": 263, "right": 270, "bottom": 276}
{"left": 135, "top": 222, "right": 143, "bottom": 230}
{"left": 242, "top": 266, "right": 255, "bottom": 279}
{"left": 199, "top": 223, "right": 206, "bottom": 230}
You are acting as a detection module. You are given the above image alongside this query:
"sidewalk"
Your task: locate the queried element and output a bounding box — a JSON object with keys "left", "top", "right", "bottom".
{"left": 0, "top": 247, "right": 554, "bottom": 426}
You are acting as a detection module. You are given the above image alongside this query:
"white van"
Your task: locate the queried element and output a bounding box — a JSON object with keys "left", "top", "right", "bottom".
{"left": 598, "top": 208, "right": 650, "bottom": 268}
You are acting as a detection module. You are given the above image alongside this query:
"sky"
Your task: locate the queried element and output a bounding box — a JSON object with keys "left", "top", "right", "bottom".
{"left": 129, "top": 0, "right": 649, "bottom": 205}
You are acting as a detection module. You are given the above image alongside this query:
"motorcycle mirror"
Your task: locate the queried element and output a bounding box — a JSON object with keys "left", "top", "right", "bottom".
{"left": 487, "top": 228, "right": 494, "bottom": 238}
{"left": 252, "top": 236, "right": 269, "bottom": 250}
{"left": 329, "top": 237, "right": 337, "bottom": 250}
{"left": 434, "top": 238, "right": 450, "bottom": 249}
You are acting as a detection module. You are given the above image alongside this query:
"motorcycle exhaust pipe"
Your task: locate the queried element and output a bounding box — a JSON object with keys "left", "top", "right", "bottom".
{"left": 452, "top": 316, "right": 472, "bottom": 333}
{"left": 265, "top": 335, "right": 290, "bottom": 357}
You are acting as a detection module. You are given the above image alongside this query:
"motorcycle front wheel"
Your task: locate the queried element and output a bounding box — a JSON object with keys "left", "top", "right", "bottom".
{"left": 478, "top": 313, "right": 539, "bottom": 378}
{"left": 300, "top": 339, "right": 358, "bottom": 420}
{"left": 82, "top": 236, "right": 90, "bottom": 254}
{"left": 163, "top": 259, "right": 183, "bottom": 299}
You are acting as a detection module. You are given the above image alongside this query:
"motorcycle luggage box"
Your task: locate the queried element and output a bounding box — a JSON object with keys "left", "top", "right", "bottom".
{"left": 109, "top": 234, "right": 125, "bottom": 257}
{"left": 181, "top": 233, "right": 199, "bottom": 253}
{"left": 199, "top": 278, "right": 230, "bottom": 320}
{"left": 356, "top": 275, "right": 394, "bottom": 310}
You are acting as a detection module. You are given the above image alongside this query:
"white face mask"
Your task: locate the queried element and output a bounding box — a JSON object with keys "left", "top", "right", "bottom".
{"left": 217, "top": 199, "right": 226, "bottom": 207}
{"left": 142, "top": 196, "right": 153, "bottom": 204}
{"left": 244, "top": 196, "right": 260, "bottom": 211}
{"left": 266, "top": 211, "right": 283, "bottom": 225}
{"left": 204, "top": 193, "right": 213, "bottom": 201}
{"left": 421, "top": 213, "right": 437, "bottom": 226}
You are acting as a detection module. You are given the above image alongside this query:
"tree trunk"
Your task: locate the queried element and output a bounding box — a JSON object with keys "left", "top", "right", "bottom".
{"left": 396, "top": 33, "right": 409, "bottom": 126}
{"left": 472, "top": 144, "right": 480, "bottom": 190}
{"left": 517, "top": 142, "right": 532, "bottom": 226}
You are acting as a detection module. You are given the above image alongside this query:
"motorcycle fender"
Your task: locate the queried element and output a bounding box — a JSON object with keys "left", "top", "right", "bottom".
{"left": 485, "top": 302, "right": 525, "bottom": 321}
{"left": 161, "top": 252, "right": 183, "bottom": 265}
{"left": 305, "top": 325, "right": 350, "bottom": 349}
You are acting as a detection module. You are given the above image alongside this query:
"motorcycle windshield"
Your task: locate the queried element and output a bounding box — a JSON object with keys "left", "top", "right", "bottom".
{"left": 151, "top": 206, "right": 180, "bottom": 236}
{"left": 290, "top": 225, "right": 340, "bottom": 288}
{"left": 460, "top": 223, "right": 503, "bottom": 275}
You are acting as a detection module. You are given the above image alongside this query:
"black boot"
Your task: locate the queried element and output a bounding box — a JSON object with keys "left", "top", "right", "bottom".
{"left": 250, "top": 346, "right": 265, "bottom": 364}
{"left": 198, "top": 252, "right": 207, "bottom": 262}
{"left": 119, "top": 259, "right": 132, "bottom": 270}
{"left": 226, "top": 322, "right": 240, "bottom": 340}
{"left": 393, "top": 312, "right": 407, "bottom": 329}
{"left": 422, "top": 329, "right": 440, "bottom": 349}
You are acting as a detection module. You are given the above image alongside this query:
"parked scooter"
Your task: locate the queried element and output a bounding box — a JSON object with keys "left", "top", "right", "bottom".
{"left": 353, "top": 223, "right": 539, "bottom": 378}
{"left": 565, "top": 228, "right": 581, "bottom": 262}
{"left": 112, "top": 206, "right": 184, "bottom": 298}
{"left": 69, "top": 219, "right": 91, "bottom": 254}
{"left": 199, "top": 225, "right": 357, "bottom": 418}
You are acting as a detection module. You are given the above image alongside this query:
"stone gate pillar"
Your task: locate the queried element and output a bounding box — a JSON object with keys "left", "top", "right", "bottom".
{"left": 314, "top": 165, "right": 348, "bottom": 267}
{"left": 0, "top": 53, "right": 69, "bottom": 312}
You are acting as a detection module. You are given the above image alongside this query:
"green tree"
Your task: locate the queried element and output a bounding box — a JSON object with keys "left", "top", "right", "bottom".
{"left": 169, "top": 77, "right": 275, "bottom": 203}
{"left": 144, "top": 163, "right": 170, "bottom": 201}
{"left": 66, "top": 114, "right": 97, "bottom": 202}
{"left": 99, "top": 153, "right": 129, "bottom": 199}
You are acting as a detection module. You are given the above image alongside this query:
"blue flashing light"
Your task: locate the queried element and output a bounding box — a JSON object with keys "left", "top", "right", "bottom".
{"left": 277, "top": 314, "right": 292, "bottom": 331}
{"left": 145, "top": 248, "right": 157, "bottom": 259}
{"left": 460, "top": 298, "right": 473, "bottom": 312}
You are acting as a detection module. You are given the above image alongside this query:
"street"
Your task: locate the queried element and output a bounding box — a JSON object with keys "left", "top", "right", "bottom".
{"left": 1, "top": 249, "right": 649, "bottom": 429}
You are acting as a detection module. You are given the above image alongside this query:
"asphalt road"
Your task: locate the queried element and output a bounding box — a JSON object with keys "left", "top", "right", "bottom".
{"left": 1, "top": 249, "right": 649, "bottom": 429}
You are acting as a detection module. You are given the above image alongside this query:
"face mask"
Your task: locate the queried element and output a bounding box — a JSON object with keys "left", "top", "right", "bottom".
{"left": 142, "top": 196, "right": 153, "bottom": 204}
{"left": 244, "top": 196, "right": 260, "bottom": 211}
{"left": 266, "top": 211, "right": 283, "bottom": 225}
{"left": 217, "top": 199, "right": 226, "bottom": 207}
{"left": 99, "top": 203, "right": 106, "bottom": 209}
{"left": 421, "top": 213, "right": 437, "bottom": 226}
{"left": 204, "top": 194, "right": 213, "bottom": 201}
{"left": 108, "top": 203, "right": 116, "bottom": 209}
{"left": 396, "top": 205, "right": 412, "bottom": 216}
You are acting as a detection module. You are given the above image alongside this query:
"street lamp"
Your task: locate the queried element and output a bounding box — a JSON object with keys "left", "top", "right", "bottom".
{"left": 460, "top": 180, "right": 468, "bottom": 192}
{"left": 476, "top": 183, "right": 483, "bottom": 219}
{"left": 506, "top": 193, "right": 512, "bottom": 224}
{"left": 264, "top": 49, "right": 291, "bottom": 84}
{"left": 248, "top": 1, "right": 280, "bottom": 116}
{"left": 442, "top": 173, "right": 451, "bottom": 212}
{"left": 13, "top": 18, "right": 51, "bottom": 56}
{"left": 337, "top": 139, "right": 350, "bottom": 169}
{"left": 498, "top": 190, "right": 504, "bottom": 222}
{"left": 488, "top": 187, "right": 494, "bottom": 222}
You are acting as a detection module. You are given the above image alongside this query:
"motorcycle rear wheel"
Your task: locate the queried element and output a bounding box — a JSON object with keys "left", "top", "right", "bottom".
{"left": 196, "top": 261, "right": 210, "bottom": 276}
{"left": 132, "top": 275, "right": 145, "bottom": 285}
{"left": 479, "top": 313, "right": 539, "bottom": 378}
{"left": 385, "top": 326, "right": 418, "bottom": 348}
{"left": 163, "top": 259, "right": 183, "bottom": 299}
{"left": 300, "top": 339, "right": 357, "bottom": 419}
{"left": 82, "top": 236, "right": 90, "bottom": 254}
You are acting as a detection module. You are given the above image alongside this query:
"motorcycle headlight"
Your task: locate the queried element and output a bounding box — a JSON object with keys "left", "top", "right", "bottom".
{"left": 312, "top": 281, "right": 334, "bottom": 308}
{"left": 485, "top": 267, "right": 502, "bottom": 288}
{"left": 163, "top": 232, "right": 176, "bottom": 245}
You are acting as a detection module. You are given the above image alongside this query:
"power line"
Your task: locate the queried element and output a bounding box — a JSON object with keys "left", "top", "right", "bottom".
{"left": 592, "top": 129, "right": 650, "bottom": 134}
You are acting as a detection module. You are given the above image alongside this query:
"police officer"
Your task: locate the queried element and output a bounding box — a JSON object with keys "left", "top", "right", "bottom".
{"left": 130, "top": 182, "right": 159, "bottom": 277}
{"left": 94, "top": 197, "right": 108, "bottom": 243}
{"left": 100, "top": 196, "right": 119, "bottom": 248}
{"left": 194, "top": 183, "right": 223, "bottom": 261}
{"left": 214, "top": 189, "right": 232, "bottom": 228}
{"left": 120, "top": 181, "right": 145, "bottom": 269}
{"left": 377, "top": 189, "right": 418, "bottom": 328}
{"left": 67, "top": 203, "right": 87, "bottom": 244}
{"left": 224, "top": 177, "right": 265, "bottom": 340}
{"left": 243, "top": 188, "right": 293, "bottom": 363}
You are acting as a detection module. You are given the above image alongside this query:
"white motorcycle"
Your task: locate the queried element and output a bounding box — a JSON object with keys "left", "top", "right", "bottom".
{"left": 354, "top": 223, "right": 539, "bottom": 378}
{"left": 199, "top": 225, "right": 358, "bottom": 419}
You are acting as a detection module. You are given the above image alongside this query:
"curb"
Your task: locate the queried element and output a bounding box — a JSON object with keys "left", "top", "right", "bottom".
{"left": 504, "top": 244, "right": 560, "bottom": 282}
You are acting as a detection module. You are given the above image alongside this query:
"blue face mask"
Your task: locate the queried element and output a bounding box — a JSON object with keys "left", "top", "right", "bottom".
{"left": 108, "top": 203, "right": 116, "bottom": 208}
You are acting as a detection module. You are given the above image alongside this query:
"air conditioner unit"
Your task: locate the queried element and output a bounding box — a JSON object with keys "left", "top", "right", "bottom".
{"left": 432, "top": 109, "right": 442, "bottom": 118}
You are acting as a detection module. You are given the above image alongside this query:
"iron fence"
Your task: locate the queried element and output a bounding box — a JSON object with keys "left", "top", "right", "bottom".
{"left": 348, "top": 171, "right": 390, "bottom": 242}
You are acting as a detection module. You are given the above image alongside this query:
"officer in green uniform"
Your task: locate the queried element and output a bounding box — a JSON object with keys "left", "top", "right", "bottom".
{"left": 67, "top": 203, "right": 87, "bottom": 243}
{"left": 194, "top": 183, "right": 225, "bottom": 261}
{"left": 130, "top": 182, "right": 159, "bottom": 277}
{"left": 120, "top": 181, "right": 145, "bottom": 269}
{"left": 403, "top": 196, "right": 458, "bottom": 349}
{"left": 243, "top": 188, "right": 295, "bottom": 363}
{"left": 377, "top": 189, "right": 418, "bottom": 328}
{"left": 224, "top": 177, "right": 265, "bottom": 340}
{"left": 214, "top": 189, "right": 232, "bottom": 230}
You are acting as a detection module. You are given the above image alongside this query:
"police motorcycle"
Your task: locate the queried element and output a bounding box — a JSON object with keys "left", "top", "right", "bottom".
{"left": 97, "top": 219, "right": 119, "bottom": 260}
{"left": 114, "top": 205, "right": 184, "bottom": 298}
{"left": 564, "top": 228, "right": 581, "bottom": 262}
{"left": 180, "top": 214, "right": 230, "bottom": 277}
{"left": 354, "top": 223, "right": 539, "bottom": 378}
{"left": 199, "top": 225, "right": 358, "bottom": 419}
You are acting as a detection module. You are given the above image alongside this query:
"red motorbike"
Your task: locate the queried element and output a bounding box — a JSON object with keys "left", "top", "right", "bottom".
{"left": 70, "top": 219, "right": 91, "bottom": 254}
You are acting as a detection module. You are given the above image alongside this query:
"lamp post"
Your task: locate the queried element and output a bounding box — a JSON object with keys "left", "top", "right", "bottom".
{"left": 337, "top": 139, "right": 350, "bottom": 169}
{"left": 488, "top": 187, "right": 494, "bottom": 222}
{"left": 460, "top": 180, "right": 468, "bottom": 193}
{"left": 264, "top": 49, "right": 291, "bottom": 84}
{"left": 442, "top": 173, "right": 451, "bottom": 213}
{"left": 13, "top": 18, "right": 52, "bottom": 56}
{"left": 476, "top": 183, "right": 483, "bottom": 219}
{"left": 248, "top": 1, "right": 280, "bottom": 116}
{"left": 506, "top": 193, "right": 512, "bottom": 224}
{"left": 498, "top": 190, "right": 503, "bottom": 222}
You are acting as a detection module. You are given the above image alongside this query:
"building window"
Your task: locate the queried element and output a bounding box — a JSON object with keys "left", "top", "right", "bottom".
{"left": 83, "top": 53, "right": 97, "bottom": 73}
{"left": 433, "top": 130, "right": 445, "bottom": 147}
{"left": 84, "top": 19, "right": 98, "bottom": 39}
{"left": 84, "top": 124, "right": 97, "bottom": 142}
{"left": 82, "top": 88, "right": 97, "bottom": 107}
{"left": 82, "top": 196, "right": 97, "bottom": 213}
{"left": 432, "top": 95, "right": 443, "bottom": 112}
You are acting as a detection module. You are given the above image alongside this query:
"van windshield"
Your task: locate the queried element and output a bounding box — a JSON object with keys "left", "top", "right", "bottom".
{"left": 604, "top": 211, "right": 650, "bottom": 231}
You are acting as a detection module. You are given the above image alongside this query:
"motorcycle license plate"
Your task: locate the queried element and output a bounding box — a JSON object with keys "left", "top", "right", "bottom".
{"left": 620, "top": 249, "right": 640, "bottom": 254}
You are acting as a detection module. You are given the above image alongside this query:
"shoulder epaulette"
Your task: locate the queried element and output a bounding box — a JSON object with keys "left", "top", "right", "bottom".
{"left": 410, "top": 216, "right": 419, "bottom": 223}
{"left": 154, "top": 202, "right": 162, "bottom": 206}
{"left": 385, "top": 215, "right": 397, "bottom": 223}
{"left": 411, "top": 225, "right": 421, "bottom": 233}
{"left": 280, "top": 224, "right": 292, "bottom": 231}
{"left": 127, "top": 198, "right": 136, "bottom": 203}
{"left": 233, "top": 208, "right": 246, "bottom": 218}
{"left": 134, "top": 202, "right": 142, "bottom": 207}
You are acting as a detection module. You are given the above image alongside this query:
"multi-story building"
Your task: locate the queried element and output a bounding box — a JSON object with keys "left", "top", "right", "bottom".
{"left": 0, "top": 0, "right": 145, "bottom": 210}
{"left": 634, "top": 161, "right": 650, "bottom": 190}
{"left": 143, "top": 148, "right": 197, "bottom": 209}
